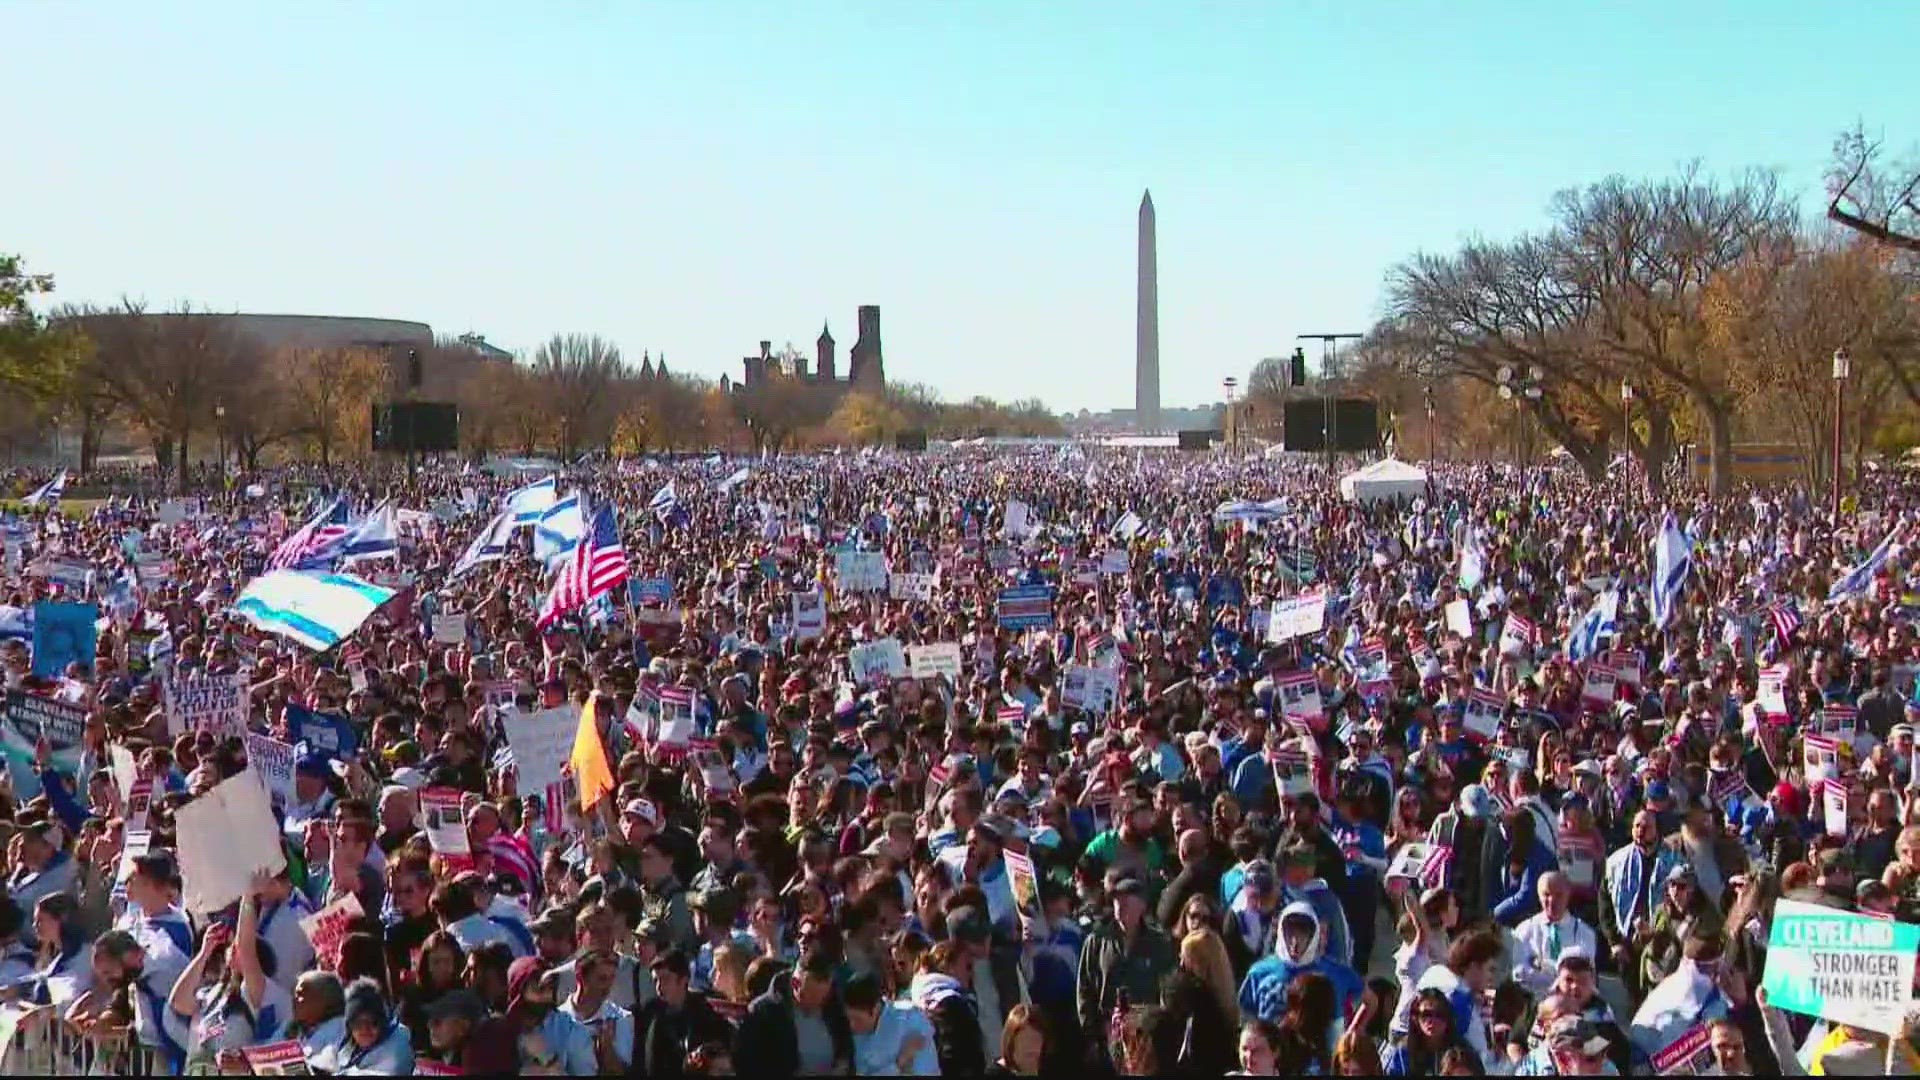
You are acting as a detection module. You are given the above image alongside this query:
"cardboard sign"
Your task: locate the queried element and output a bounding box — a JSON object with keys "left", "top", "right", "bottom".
{"left": 241, "top": 1041, "right": 311, "bottom": 1075}
{"left": 835, "top": 551, "right": 889, "bottom": 593}
{"left": 1099, "top": 548, "right": 1130, "bottom": 575}
{"left": 421, "top": 787, "right": 471, "bottom": 855}
{"left": 1266, "top": 590, "right": 1328, "bottom": 643}
{"left": 175, "top": 771, "right": 287, "bottom": 913}
{"left": 792, "top": 591, "right": 826, "bottom": 641}
{"left": 997, "top": 585, "right": 1054, "bottom": 630}
{"left": 432, "top": 613, "right": 468, "bottom": 646}
{"left": 909, "top": 642, "right": 963, "bottom": 680}
{"left": 1004, "top": 848, "right": 1044, "bottom": 937}
{"left": 1445, "top": 598, "right": 1474, "bottom": 639}
{"left": 1062, "top": 664, "right": 1119, "bottom": 715}
{"left": 888, "top": 572, "right": 938, "bottom": 602}
{"left": 298, "top": 893, "right": 365, "bottom": 971}
{"left": 1805, "top": 734, "right": 1839, "bottom": 785}
{"left": 165, "top": 671, "right": 249, "bottom": 740}
{"left": 1650, "top": 1024, "right": 1713, "bottom": 1075}
{"left": 1557, "top": 832, "right": 1602, "bottom": 891}
{"left": 246, "top": 733, "right": 296, "bottom": 812}
{"left": 4, "top": 689, "right": 87, "bottom": 751}
{"left": 1762, "top": 898, "right": 1920, "bottom": 1033}
{"left": 1499, "top": 613, "right": 1535, "bottom": 657}
{"left": 1461, "top": 690, "right": 1505, "bottom": 742}
{"left": 1825, "top": 784, "right": 1850, "bottom": 838}
{"left": 1385, "top": 841, "right": 1447, "bottom": 883}
{"left": 1580, "top": 660, "right": 1619, "bottom": 709}
{"left": 849, "top": 638, "right": 909, "bottom": 685}
{"left": 1275, "top": 671, "right": 1324, "bottom": 728}
{"left": 1822, "top": 705, "right": 1860, "bottom": 737}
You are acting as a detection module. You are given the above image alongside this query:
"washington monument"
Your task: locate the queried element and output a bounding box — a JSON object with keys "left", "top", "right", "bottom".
{"left": 1135, "top": 189, "right": 1161, "bottom": 434}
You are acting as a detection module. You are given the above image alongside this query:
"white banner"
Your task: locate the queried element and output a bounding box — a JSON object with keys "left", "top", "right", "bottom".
{"left": 909, "top": 642, "right": 963, "bottom": 680}
{"left": 850, "top": 637, "right": 908, "bottom": 685}
{"left": 888, "top": 572, "right": 938, "bottom": 602}
{"left": 792, "top": 590, "right": 826, "bottom": 640}
{"left": 175, "top": 771, "right": 286, "bottom": 913}
{"left": 245, "top": 733, "right": 296, "bottom": 812}
{"left": 165, "top": 671, "right": 248, "bottom": 740}
{"left": 835, "top": 551, "right": 889, "bottom": 593}
{"left": 1266, "top": 589, "right": 1327, "bottom": 643}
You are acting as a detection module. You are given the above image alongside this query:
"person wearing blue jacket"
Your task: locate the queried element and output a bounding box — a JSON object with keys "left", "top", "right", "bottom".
{"left": 1237, "top": 901, "right": 1363, "bottom": 1044}
{"left": 1277, "top": 842, "right": 1353, "bottom": 969}
{"left": 1486, "top": 809, "right": 1559, "bottom": 928}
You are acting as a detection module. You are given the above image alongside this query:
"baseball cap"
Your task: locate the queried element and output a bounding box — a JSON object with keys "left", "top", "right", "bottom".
{"left": 622, "top": 799, "right": 662, "bottom": 828}
{"left": 1457, "top": 784, "right": 1496, "bottom": 819}
{"left": 1547, "top": 1016, "right": 1609, "bottom": 1057}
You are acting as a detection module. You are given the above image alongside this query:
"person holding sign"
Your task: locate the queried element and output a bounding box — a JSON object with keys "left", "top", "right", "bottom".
{"left": 164, "top": 870, "right": 294, "bottom": 1074}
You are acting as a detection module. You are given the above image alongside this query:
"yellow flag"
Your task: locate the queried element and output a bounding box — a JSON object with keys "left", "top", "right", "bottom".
{"left": 569, "top": 696, "right": 616, "bottom": 813}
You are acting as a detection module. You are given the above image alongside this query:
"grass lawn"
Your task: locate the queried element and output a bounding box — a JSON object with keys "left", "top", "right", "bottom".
{"left": 0, "top": 498, "right": 107, "bottom": 518}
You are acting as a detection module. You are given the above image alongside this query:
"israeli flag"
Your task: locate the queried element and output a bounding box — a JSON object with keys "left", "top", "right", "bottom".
{"left": 1651, "top": 513, "right": 1692, "bottom": 630}
{"left": 231, "top": 571, "right": 397, "bottom": 652}
{"left": 451, "top": 509, "right": 515, "bottom": 580}
{"left": 22, "top": 471, "right": 67, "bottom": 507}
{"left": 148, "top": 626, "right": 174, "bottom": 665}
{"left": 650, "top": 481, "right": 685, "bottom": 526}
{"left": 338, "top": 499, "right": 400, "bottom": 564}
{"left": 534, "top": 493, "right": 586, "bottom": 565}
{"left": 504, "top": 475, "right": 559, "bottom": 525}
{"left": 1567, "top": 587, "right": 1619, "bottom": 662}
{"left": 717, "top": 467, "right": 751, "bottom": 494}
{"left": 1828, "top": 526, "right": 1901, "bottom": 605}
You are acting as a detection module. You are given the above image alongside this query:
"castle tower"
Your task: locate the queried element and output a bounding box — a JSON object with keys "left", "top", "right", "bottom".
{"left": 849, "top": 305, "right": 884, "bottom": 390}
{"left": 1136, "top": 190, "right": 1161, "bottom": 434}
{"left": 816, "top": 322, "right": 837, "bottom": 382}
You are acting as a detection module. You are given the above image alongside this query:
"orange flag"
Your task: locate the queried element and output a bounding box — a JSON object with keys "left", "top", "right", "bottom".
{"left": 569, "top": 696, "right": 616, "bottom": 813}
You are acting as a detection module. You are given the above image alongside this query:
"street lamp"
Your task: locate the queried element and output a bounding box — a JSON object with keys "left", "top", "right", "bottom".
{"left": 1620, "top": 382, "right": 1634, "bottom": 496}
{"left": 1495, "top": 365, "right": 1544, "bottom": 464}
{"left": 1833, "top": 347, "right": 1851, "bottom": 519}
{"left": 214, "top": 403, "right": 227, "bottom": 481}
{"left": 1221, "top": 377, "right": 1239, "bottom": 449}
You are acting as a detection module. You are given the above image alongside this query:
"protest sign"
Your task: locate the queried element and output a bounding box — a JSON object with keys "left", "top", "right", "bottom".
{"left": 1275, "top": 671, "right": 1324, "bottom": 730}
{"left": 241, "top": 1041, "right": 311, "bottom": 1076}
{"left": 299, "top": 893, "right": 365, "bottom": 971}
{"left": 1805, "top": 734, "right": 1839, "bottom": 785}
{"left": 888, "top": 572, "right": 938, "bottom": 602}
{"left": 31, "top": 601, "right": 97, "bottom": 678}
{"left": 850, "top": 638, "right": 908, "bottom": 685}
{"left": 1099, "top": 548, "right": 1129, "bottom": 575}
{"left": 1444, "top": 598, "right": 1474, "bottom": 639}
{"left": 1557, "top": 832, "right": 1603, "bottom": 891}
{"left": 1762, "top": 898, "right": 1919, "bottom": 1033}
{"left": 792, "top": 590, "right": 826, "bottom": 641}
{"left": 909, "top": 642, "right": 962, "bottom": 680}
{"left": 1758, "top": 664, "right": 1790, "bottom": 722}
{"left": 246, "top": 733, "right": 296, "bottom": 812}
{"left": 997, "top": 585, "right": 1054, "bottom": 630}
{"left": 4, "top": 689, "right": 87, "bottom": 752}
{"left": 1461, "top": 690, "right": 1506, "bottom": 742}
{"left": 504, "top": 706, "right": 577, "bottom": 796}
{"left": 1004, "top": 848, "right": 1045, "bottom": 937}
{"left": 1825, "top": 784, "right": 1850, "bottom": 838}
{"left": 285, "top": 702, "right": 360, "bottom": 759}
{"left": 1580, "top": 659, "right": 1618, "bottom": 709}
{"left": 432, "top": 613, "right": 467, "bottom": 646}
{"left": 420, "top": 787, "right": 471, "bottom": 855}
{"left": 1385, "top": 841, "right": 1447, "bottom": 885}
{"left": 1650, "top": 1025, "right": 1713, "bottom": 1074}
{"left": 175, "top": 771, "right": 286, "bottom": 913}
{"left": 1710, "top": 770, "right": 1750, "bottom": 815}
{"left": 629, "top": 576, "right": 674, "bottom": 606}
{"left": 1062, "top": 664, "right": 1119, "bottom": 715}
{"left": 1004, "top": 500, "right": 1033, "bottom": 538}
{"left": 1266, "top": 590, "right": 1327, "bottom": 643}
{"left": 835, "top": 551, "right": 889, "bottom": 593}
{"left": 1822, "top": 705, "right": 1860, "bottom": 737}
{"left": 1499, "top": 613, "right": 1536, "bottom": 657}
{"left": 165, "top": 671, "right": 248, "bottom": 740}
{"left": 986, "top": 546, "right": 1015, "bottom": 572}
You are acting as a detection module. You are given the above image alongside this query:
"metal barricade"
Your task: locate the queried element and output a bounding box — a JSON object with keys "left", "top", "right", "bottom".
{"left": 0, "top": 1011, "right": 167, "bottom": 1076}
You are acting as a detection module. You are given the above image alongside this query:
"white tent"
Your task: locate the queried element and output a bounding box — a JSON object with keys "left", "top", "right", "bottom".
{"left": 1339, "top": 458, "right": 1428, "bottom": 504}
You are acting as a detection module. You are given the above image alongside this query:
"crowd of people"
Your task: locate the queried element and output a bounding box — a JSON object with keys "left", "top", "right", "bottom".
{"left": 0, "top": 446, "right": 1917, "bottom": 1076}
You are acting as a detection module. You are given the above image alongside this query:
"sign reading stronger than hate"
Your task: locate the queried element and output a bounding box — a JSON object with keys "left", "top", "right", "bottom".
{"left": 1761, "top": 898, "right": 1920, "bottom": 1033}
{"left": 997, "top": 585, "right": 1054, "bottom": 630}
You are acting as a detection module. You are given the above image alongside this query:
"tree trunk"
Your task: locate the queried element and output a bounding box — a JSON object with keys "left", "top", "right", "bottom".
{"left": 153, "top": 437, "right": 174, "bottom": 484}
{"left": 1699, "top": 396, "right": 1735, "bottom": 497}
{"left": 1641, "top": 405, "right": 1674, "bottom": 497}
{"left": 79, "top": 420, "right": 98, "bottom": 476}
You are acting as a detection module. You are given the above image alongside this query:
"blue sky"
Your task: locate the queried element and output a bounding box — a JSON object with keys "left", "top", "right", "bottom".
{"left": 8, "top": 1, "right": 1915, "bottom": 411}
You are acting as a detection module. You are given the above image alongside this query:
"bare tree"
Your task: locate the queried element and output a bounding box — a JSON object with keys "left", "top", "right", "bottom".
{"left": 81, "top": 303, "right": 254, "bottom": 488}
{"left": 529, "top": 334, "right": 626, "bottom": 457}
{"left": 1828, "top": 125, "right": 1920, "bottom": 253}
{"left": 279, "top": 346, "right": 390, "bottom": 466}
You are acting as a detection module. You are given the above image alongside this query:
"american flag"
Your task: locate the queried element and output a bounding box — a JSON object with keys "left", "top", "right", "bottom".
{"left": 537, "top": 504, "right": 629, "bottom": 629}
{"left": 1768, "top": 600, "right": 1803, "bottom": 643}
{"left": 266, "top": 498, "right": 352, "bottom": 570}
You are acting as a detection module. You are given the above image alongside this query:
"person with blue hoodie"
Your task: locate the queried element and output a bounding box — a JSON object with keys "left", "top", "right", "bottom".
{"left": 1277, "top": 842, "right": 1352, "bottom": 968}
{"left": 1237, "top": 901, "right": 1363, "bottom": 1031}
{"left": 1486, "top": 808, "right": 1560, "bottom": 928}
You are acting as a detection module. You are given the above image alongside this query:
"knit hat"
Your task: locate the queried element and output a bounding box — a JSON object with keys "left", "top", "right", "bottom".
{"left": 342, "top": 977, "right": 388, "bottom": 1028}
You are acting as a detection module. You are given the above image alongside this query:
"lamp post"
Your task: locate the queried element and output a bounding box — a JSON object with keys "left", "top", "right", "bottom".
{"left": 1620, "top": 381, "right": 1634, "bottom": 498}
{"left": 1221, "top": 377, "right": 1239, "bottom": 450}
{"left": 1833, "top": 347, "right": 1851, "bottom": 519}
{"left": 214, "top": 403, "right": 226, "bottom": 483}
{"left": 1495, "top": 365, "right": 1544, "bottom": 464}
{"left": 1424, "top": 385, "right": 1436, "bottom": 463}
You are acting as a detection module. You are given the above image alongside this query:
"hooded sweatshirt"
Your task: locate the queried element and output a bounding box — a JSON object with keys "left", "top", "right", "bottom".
{"left": 1236, "top": 901, "right": 1363, "bottom": 1030}
{"left": 909, "top": 971, "right": 986, "bottom": 1076}
{"left": 853, "top": 998, "right": 941, "bottom": 1076}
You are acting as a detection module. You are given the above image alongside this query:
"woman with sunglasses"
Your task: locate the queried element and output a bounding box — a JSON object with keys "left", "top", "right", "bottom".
{"left": 1385, "top": 987, "right": 1483, "bottom": 1075}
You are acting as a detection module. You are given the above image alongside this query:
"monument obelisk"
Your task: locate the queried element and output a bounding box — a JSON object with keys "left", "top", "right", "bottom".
{"left": 1135, "top": 190, "right": 1161, "bottom": 434}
